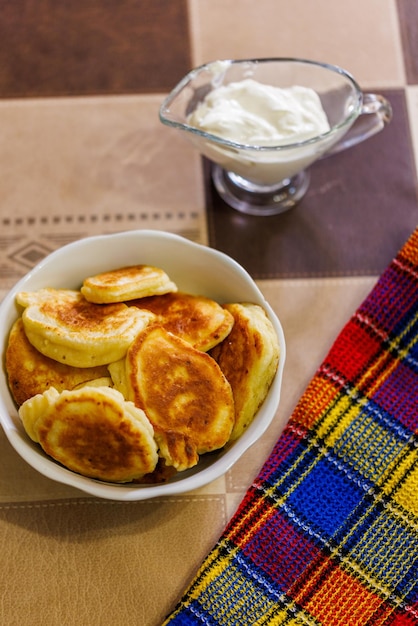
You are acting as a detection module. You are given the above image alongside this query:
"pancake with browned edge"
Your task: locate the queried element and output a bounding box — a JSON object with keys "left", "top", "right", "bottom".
{"left": 131, "top": 291, "right": 234, "bottom": 351}
{"left": 17, "top": 288, "right": 154, "bottom": 368}
{"left": 6, "top": 318, "right": 110, "bottom": 405}
{"left": 124, "top": 326, "right": 235, "bottom": 471}
{"left": 210, "top": 302, "right": 280, "bottom": 440}
{"left": 81, "top": 264, "right": 177, "bottom": 304}
{"left": 19, "top": 386, "right": 158, "bottom": 482}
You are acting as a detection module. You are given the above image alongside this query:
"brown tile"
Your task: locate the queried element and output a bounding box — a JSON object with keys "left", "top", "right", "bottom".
{"left": 406, "top": 86, "right": 418, "bottom": 177}
{"left": 206, "top": 90, "right": 418, "bottom": 279}
{"left": 0, "top": 495, "right": 227, "bottom": 625}
{"left": 0, "top": 0, "right": 191, "bottom": 97}
{"left": 397, "top": 0, "right": 418, "bottom": 84}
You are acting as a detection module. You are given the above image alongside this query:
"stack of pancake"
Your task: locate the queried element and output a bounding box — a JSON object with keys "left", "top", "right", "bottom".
{"left": 5, "top": 264, "right": 280, "bottom": 484}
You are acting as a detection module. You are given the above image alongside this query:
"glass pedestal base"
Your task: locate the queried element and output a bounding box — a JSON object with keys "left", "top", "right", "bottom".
{"left": 212, "top": 165, "right": 310, "bottom": 216}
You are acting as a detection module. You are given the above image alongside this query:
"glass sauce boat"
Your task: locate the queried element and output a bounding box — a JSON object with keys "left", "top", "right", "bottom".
{"left": 160, "top": 58, "right": 392, "bottom": 216}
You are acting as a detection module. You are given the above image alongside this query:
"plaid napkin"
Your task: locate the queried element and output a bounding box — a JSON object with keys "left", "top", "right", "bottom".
{"left": 163, "top": 228, "right": 418, "bottom": 626}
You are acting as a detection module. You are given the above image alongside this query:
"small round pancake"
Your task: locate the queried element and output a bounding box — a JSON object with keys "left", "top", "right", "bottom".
{"left": 5, "top": 318, "right": 110, "bottom": 406}
{"left": 19, "top": 386, "right": 158, "bottom": 483}
{"left": 81, "top": 265, "right": 178, "bottom": 304}
{"left": 131, "top": 291, "right": 234, "bottom": 352}
{"left": 17, "top": 287, "right": 78, "bottom": 308}
{"left": 18, "top": 288, "right": 154, "bottom": 368}
{"left": 125, "top": 326, "right": 235, "bottom": 471}
{"left": 210, "top": 303, "right": 280, "bottom": 440}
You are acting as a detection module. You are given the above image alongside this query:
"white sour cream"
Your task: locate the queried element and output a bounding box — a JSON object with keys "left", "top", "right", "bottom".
{"left": 187, "top": 79, "right": 330, "bottom": 147}
{"left": 186, "top": 78, "right": 334, "bottom": 185}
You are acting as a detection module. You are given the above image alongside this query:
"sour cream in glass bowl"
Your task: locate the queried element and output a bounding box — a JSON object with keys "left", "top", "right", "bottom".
{"left": 160, "top": 58, "right": 392, "bottom": 215}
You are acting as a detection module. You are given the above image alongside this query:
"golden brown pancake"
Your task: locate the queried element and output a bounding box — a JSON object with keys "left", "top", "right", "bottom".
{"left": 17, "top": 288, "right": 154, "bottom": 368}
{"left": 16, "top": 287, "right": 76, "bottom": 308}
{"left": 5, "top": 318, "right": 110, "bottom": 406}
{"left": 210, "top": 303, "right": 280, "bottom": 440}
{"left": 124, "top": 326, "right": 235, "bottom": 471}
{"left": 131, "top": 291, "right": 234, "bottom": 352}
{"left": 81, "top": 265, "right": 178, "bottom": 304}
{"left": 19, "top": 386, "right": 159, "bottom": 483}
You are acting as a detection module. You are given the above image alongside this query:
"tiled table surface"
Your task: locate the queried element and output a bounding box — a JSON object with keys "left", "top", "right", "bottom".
{"left": 0, "top": 2, "right": 417, "bottom": 625}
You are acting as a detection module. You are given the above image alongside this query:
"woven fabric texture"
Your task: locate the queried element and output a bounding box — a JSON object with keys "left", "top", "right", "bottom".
{"left": 164, "top": 228, "right": 418, "bottom": 626}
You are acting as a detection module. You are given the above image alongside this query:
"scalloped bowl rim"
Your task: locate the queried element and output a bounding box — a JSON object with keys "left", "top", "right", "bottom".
{"left": 0, "top": 230, "right": 286, "bottom": 501}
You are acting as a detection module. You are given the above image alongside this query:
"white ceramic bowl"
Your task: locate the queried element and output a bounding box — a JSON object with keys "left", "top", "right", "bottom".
{"left": 0, "top": 230, "right": 286, "bottom": 501}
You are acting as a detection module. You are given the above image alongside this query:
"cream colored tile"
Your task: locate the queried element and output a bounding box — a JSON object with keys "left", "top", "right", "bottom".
{"left": 189, "top": 0, "right": 405, "bottom": 88}
{"left": 406, "top": 86, "right": 418, "bottom": 178}
{"left": 189, "top": 475, "right": 226, "bottom": 496}
{"left": 226, "top": 491, "right": 246, "bottom": 521}
{"left": 0, "top": 95, "right": 207, "bottom": 242}
{"left": 226, "top": 275, "right": 378, "bottom": 493}
{"left": 0, "top": 496, "right": 227, "bottom": 626}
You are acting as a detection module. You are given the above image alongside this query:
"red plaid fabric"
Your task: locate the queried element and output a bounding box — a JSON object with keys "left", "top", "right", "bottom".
{"left": 164, "top": 228, "right": 418, "bottom": 625}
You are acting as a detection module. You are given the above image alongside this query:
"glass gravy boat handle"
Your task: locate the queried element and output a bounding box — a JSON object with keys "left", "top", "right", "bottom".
{"left": 324, "top": 93, "right": 393, "bottom": 157}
